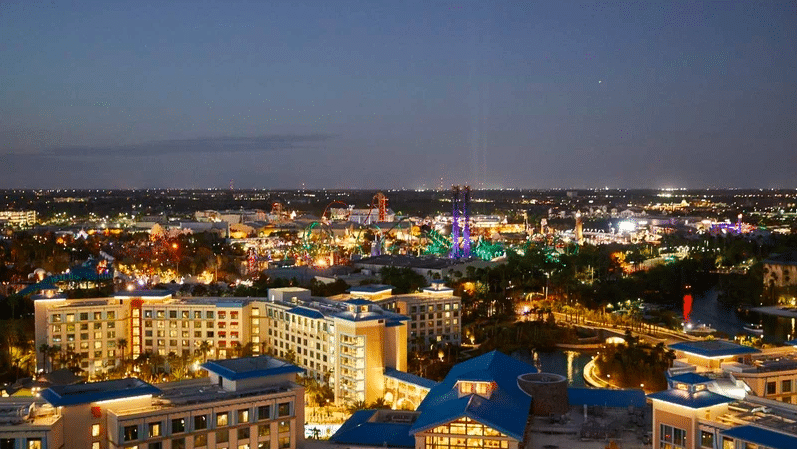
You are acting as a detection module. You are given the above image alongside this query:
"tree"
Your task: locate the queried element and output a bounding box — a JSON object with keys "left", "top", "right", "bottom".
{"left": 346, "top": 400, "right": 368, "bottom": 414}
{"left": 196, "top": 341, "right": 212, "bottom": 363}
{"left": 38, "top": 343, "right": 50, "bottom": 373}
{"left": 117, "top": 338, "right": 128, "bottom": 371}
{"left": 368, "top": 397, "right": 391, "bottom": 409}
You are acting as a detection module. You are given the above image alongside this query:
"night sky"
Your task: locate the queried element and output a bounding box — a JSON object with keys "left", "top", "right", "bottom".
{"left": 2, "top": 1, "right": 795, "bottom": 189}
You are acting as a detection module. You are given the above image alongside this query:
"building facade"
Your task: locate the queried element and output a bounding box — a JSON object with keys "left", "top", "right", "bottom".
{"left": 35, "top": 287, "right": 417, "bottom": 406}
{"left": 0, "top": 355, "right": 304, "bottom": 449}
{"left": 649, "top": 373, "right": 797, "bottom": 449}
{"left": 375, "top": 282, "right": 462, "bottom": 352}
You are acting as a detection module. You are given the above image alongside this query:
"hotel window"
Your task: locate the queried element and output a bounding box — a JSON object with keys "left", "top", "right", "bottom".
{"left": 149, "top": 422, "right": 161, "bottom": 437}
{"left": 238, "top": 408, "right": 250, "bottom": 424}
{"left": 238, "top": 427, "right": 250, "bottom": 440}
{"left": 107, "top": 311, "right": 115, "bottom": 319}
{"left": 701, "top": 430, "right": 714, "bottom": 448}
{"left": 95, "top": 312, "right": 103, "bottom": 320}
{"left": 258, "top": 424, "right": 270, "bottom": 437}
{"left": 278, "top": 421, "right": 290, "bottom": 433}
{"left": 216, "top": 430, "right": 229, "bottom": 443}
{"left": 194, "top": 434, "right": 207, "bottom": 448}
{"left": 767, "top": 381, "right": 777, "bottom": 395}
{"left": 172, "top": 417, "right": 185, "bottom": 433}
{"left": 26, "top": 440, "right": 42, "bottom": 449}
{"left": 92, "top": 424, "right": 101, "bottom": 437}
{"left": 723, "top": 437, "right": 734, "bottom": 449}
{"left": 144, "top": 310, "right": 153, "bottom": 318}
{"left": 171, "top": 438, "right": 185, "bottom": 449}
{"left": 782, "top": 380, "right": 792, "bottom": 393}
{"left": 148, "top": 443, "right": 162, "bottom": 449}
{"left": 660, "top": 424, "right": 687, "bottom": 449}
{"left": 52, "top": 314, "right": 62, "bottom": 323}
{"left": 194, "top": 414, "right": 208, "bottom": 430}
{"left": 258, "top": 405, "right": 271, "bottom": 421}
{"left": 206, "top": 311, "right": 214, "bottom": 319}
{"left": 92, "top": 443, "right": 100, "bottom": 449}
{"left": 181, "top": 311, "right": 189, "bottom": 319}
{"left": 80, "top": 312, "right": 89, "bottom": 320}
{"left": 123, "top": 425, "right": 139, "bottom": 441}
{"left": 66, "top": 314, "right": 75, "bottom": 323}
{"left": 169, "top": 311, "right": 177, "bottom": 319}
{"left": 217, "top": 412, "right": 229, "bottom": 427}
{"left": 278, "top": 436, "right": 290, "bottom": 449}
{"left": 278, "top": 402, "right": 291, "bottom": 417}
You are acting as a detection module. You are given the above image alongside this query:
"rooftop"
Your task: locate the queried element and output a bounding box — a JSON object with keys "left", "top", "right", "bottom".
{"left": 669, "top": 340, "right": 760, "bottom": 358}
{"left": 567, "top": 387, "right": 647, "bottom": 408}
{"left": 384, "top": 368, "right": 439, "bottom": 390}
{"left": 41, "top": 378, "right": 161, "bottom": 407}
{"left": 329, "top": 409, "right": 418, "bottom": 448}
{"left": 202, "top": 356, "right": 304, "bottom": 381}
{"left": 764, "top": 250, "right": 797, "bottom": 266}
{"left": 647, "top": 388, "right": 734, "bottom": 409}
{"left": 348, "top": 284, "right": 394, "bottom": 295}
{"left": 410, "top": 350, "right": 536, "bottom": 441}
{"left": 669, "top": 372, "right": 713, "bottom": 384}
{"left": 721, "top": 425, "right": 797, "bottom": 449}
{"left": 113, "top": 289, "right": 173, "bottom": 299}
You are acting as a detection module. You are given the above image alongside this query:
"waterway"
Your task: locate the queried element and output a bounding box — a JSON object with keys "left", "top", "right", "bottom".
{"left": 512, "top": 349, "right": 593, "bottom": 387}
{"left": 687, "top": 288, "right": 797, "bottom": 342}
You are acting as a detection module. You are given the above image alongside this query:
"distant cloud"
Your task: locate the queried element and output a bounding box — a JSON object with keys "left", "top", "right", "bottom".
{"left": 6, "top": 134, "right": 336, "bottom": 158}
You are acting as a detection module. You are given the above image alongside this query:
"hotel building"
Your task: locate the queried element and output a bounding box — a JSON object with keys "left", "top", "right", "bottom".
{"left": 0, "top": 355, "right": 304, "bottom": 449}
{"left": 35, "top": 287, "right": 418, "bottom": 406}
{"left": 649, "top": 372, "right": 797, "bottom": 449}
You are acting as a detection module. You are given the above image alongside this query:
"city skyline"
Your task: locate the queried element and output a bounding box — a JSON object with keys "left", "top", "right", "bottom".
{"left": 2, "top": 1, "right": 795, "bottom": 189}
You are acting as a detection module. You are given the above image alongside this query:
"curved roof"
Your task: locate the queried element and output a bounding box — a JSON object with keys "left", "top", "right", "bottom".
{"left": 409, "top": 350, "right": 536, "bottom": 441}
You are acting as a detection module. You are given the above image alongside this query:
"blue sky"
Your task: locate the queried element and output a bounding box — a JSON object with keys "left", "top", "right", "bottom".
{"left": 2, "top": 1, "right": 795, "bottom": 189}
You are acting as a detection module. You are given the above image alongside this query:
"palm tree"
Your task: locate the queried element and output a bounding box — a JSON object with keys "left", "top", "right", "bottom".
{"left": 47, "top": 345, "right": 61, "bottom": 371}
{"left": 196, "top": 341, "right": 212, "bottom": 363}
{"left": 345, "top": 400, "right": 368, "bottom": 414}
{"left": 38, "top": 343, "right": 50, "bottom": 373}
{"left": 117, "top": 338, "right": 128, "bottom": 371}
{"left": 368, "top": 397, "right": 390, "bottom": 409}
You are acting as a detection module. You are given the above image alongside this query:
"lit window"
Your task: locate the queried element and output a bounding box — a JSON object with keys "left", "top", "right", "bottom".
{"left": 92, "top": 424, "right": 101, "bottom": 437}
{"left": 149, "top": 422, "right": 161, "bottom": 437}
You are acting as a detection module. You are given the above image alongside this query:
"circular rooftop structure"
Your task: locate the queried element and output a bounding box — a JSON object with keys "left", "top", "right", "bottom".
{"left": 517, "top": 372, "right": 569, "bottom": 416}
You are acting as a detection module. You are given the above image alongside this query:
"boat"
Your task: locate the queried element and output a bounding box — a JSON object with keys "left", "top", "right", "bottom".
{"left": 743, "top": 323, "right": 764, "bottom": 335}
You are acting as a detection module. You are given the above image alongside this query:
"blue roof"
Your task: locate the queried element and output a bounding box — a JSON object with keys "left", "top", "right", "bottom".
{"left": 41, "top": 378, "right": 161, "bottom": 407}
{"left": 329, "top": 410, "right": 415, "bottom": 448}
{"left": 202, "top": 356, "right": 304, "bottom": 381}
{"left": 784, "top": 339, "right": 797, "bottom": 347}
{"left": 647, "top": 389, "right": 734, "bottom": 409}
{"left": 348, "top": 284, "right": 394, "bottom": 294}
{"left": 409, "top": 351, "right": 536, "bottom": 441}
{"left": 567, "top": 388, "right": 647, "bottom": 408}
{"left": 287, "top": 306, "right": 325, "bottom": 320}
{"left": 345, "top": 298, "right": 375, "bottom": 305}
{"left": 669, "top": 372, "right": 712, "bottom": 384}
{"left": 385, "top": 368, "right": 439, "bottom": 390}
{"left": 721, "top": 425, "right": 797, "bottom": 449}
{"left": 668, "top": 340, "right": 760, "bottom": 358}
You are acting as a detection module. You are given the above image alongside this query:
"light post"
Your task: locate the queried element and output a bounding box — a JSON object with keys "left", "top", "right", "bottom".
{"left": 544, "top": 272, "right": 550, "bottom": 300}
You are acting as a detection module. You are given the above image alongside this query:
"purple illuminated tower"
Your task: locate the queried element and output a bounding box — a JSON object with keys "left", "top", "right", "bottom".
{"left": 450, "top": 186, "right": 461, "bottom": 259}
{"left": 462, "top": 185, "right": 471, "bottom": 258}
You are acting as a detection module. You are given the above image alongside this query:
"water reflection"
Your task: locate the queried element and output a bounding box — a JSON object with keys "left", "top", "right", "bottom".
{"left": 513, "top": 349, "right": 593, "bottom": 387}
{"left": 687, "top": 288, "right": 793, "bottom": 342}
